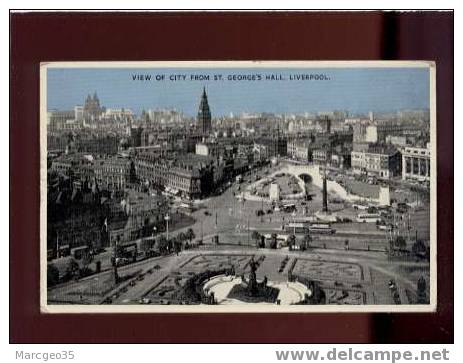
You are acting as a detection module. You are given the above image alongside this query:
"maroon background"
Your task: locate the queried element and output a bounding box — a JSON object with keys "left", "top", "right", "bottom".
{"left": 10, "top": 11, "right": 453, "bottom": 343}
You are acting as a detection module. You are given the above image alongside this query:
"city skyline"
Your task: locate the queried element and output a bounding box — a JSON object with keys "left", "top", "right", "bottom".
{"left": 47, "top": 67, "right": 430, "bottom": 116}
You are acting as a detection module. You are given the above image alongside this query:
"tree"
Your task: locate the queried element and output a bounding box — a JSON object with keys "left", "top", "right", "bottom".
{"left": 79, "top": 252, "right": 94, "bottom": 277}
{"left": 64, "top": 258, "right": 80, "bottom": 281}
{"left": 177, "top": 232, "right": 187, "bottom": 244}
{"left": 142, "top": 217, "right": 152, "bottom": 237}
{"left": 156, "top": 235, "right": 168, "bottom": 254}
{"left": 417, "top": 276, "right": 427, "bottom": 304}
{"left": 185, "top": 228, "right": 195, "bottom": 243}
{"left": 81, "top": 252, "right": 93, "bottom": 269}
{"left": 47, "top": 264, "right": 60, "bottom": 286}
{"left": 287, "top": 234, "right": 296, "bottom": 251}
{"left": 251, "top": 231, "right": 261, "bottom": 247}
{"left": 173, "top": 238, "right": 183, "bottom": 255}
{"left": 394, "top": 236, "right": 407, "bottom": 250}
{"left": 140, "top": 238, "right": 155, "bottom": 254}
{"left": 270, "top": 233, "right": 278, "bottom": 249}
{"left": 412, "top": 239, "right": 427, "bottom": 256}
{"left": 129, "top": 160, "right": 138, "bottom": 184}
{"left": 302, "top": 232, "right": 312, "bottom": 251}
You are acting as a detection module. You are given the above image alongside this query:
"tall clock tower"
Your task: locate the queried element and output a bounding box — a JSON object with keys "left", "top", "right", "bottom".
{"left": 197, "top": 87, "right": 212, "bottom": 134}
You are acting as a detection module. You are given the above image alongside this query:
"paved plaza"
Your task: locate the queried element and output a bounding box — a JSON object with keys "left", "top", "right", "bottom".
{"left": 47, "top": 246, "right": 429, "bottom": 306}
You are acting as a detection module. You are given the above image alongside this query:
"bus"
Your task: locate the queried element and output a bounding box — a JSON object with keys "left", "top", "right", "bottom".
{"left": 293, "top": 216, "right": 318, "bottom": 224}
{"left": 282, "top": 203, "right": 297, "bottom": 212}
{"left": 356, "top": 213, "right": 382, "bottom": 223}
{"left": 178, "top": 201, "right": 195, "bottom": 214}
{"left": 309, "top": 223, "right": 336, "bottom": 234}
{"left": 284, "top": 222, "right": 309, "bottom": 234}
{"left": 352, "top": 203, "right": 369, "bottom": 210}
{"left": 71, "top": 245, "right": 90, "bottom": 260}
{"left": 263, "top": 233, "right": 289, "bottom": 248}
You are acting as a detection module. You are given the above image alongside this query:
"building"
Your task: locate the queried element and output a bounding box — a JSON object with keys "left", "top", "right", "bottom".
{"left": 402, "top": 144, "right": 431, "bottom": 182}
{"left": 316, "top": 115, "right": 331, "bottom": 133}
{"left": 50, "top": 153, "right": 94, "bottom": 180}
{"left": 129, "top": 127, "right": 143, "bottom": 147}
{"left": 134, "top": 151, "right": 215, "bottom": 199}
{"left": 93, "top": 157, "right": 135, "bottom": 190}
{"left": 47, "top": 133, "right": 69, "bottom": 152}
{"left": 47, "top": 178, "right": 127, "bottom": 252}
{"left": 83, "top": 92, "right": 103, "bottom": 120}
{"left": 76, "top": 134, "right": 119, "bottom": 155}
{"left": 48, "top": 110, "right": 75, "bottom": 131}
{"left": 351, "top": 144, "right": 401, "bottom": 179}
{"left": 312, "top": 148, "right": 331, "bottom": 165}
{"left": 74, "top": 106, "right": 84, "bottom": 121}
{"left": 287, "top": 138, "right": 311, "bottom": 162}
{"left": 255, "top": 136, "right": 287, "bottom": 158}
{"left": 109, "top": 191, "right": 170, "bottom": 245}
{"left": 353, "top": 124, "right": 368, "bottom": 143}
{"left": 365, "top": 121, "right": 419, "bottom": 143}
{"left": 386, "top": 135, "right": 408, "bottom": 147}
{"left": 197, "top": 87, "right": 212, "bottom": 134}
{"left": 167, "top": 166, "right": 202, "bottom": 199}
{"left": 330, "top": 147, "right": 352, "bottom": 169}
{"left": 195, "top": 142, "right": 220, "bottom": 157}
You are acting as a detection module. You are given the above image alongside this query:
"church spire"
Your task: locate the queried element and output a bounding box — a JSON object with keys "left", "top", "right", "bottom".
{"left": 197, "top": 86, "right": 211, "bottom": 134}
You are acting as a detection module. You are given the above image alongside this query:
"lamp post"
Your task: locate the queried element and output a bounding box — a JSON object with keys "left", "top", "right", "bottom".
{"left": 261, "top": 196, "right": 264, "bottom": 223}
{"left": 113, "top": 235, "right": 119, "bottom": 285}
{"left": 201, "top": 219, "right": 204, "bottom": 243}
{"left": 55, "top": 232, "right": 59, "bottom": 259}
{"left": 292, "top": 210, "right": 297, "bottom": 236}
{"left": 164, "top": 213, "right": 171, "bottom": 241}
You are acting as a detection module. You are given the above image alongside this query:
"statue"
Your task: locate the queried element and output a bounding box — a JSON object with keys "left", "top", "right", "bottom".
{"left": 247, "top": 258, "right": 259, "bottom": 296}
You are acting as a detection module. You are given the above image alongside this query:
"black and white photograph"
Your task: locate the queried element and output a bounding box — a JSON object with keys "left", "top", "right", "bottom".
{"left": 41, "top": 61, "right": 436, "bottom": 312}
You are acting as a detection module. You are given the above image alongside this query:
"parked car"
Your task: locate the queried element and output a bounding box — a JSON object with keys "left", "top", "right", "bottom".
{"left": 396, "top": 203, "right": 409, "bottom": 213}
{"left": 377, "top": 224, "right": 392, "bottom": 231}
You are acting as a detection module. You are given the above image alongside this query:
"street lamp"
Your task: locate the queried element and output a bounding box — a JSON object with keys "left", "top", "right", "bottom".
{"left": 164, "top": 214, "right": 171, "bottom": 241}
{"left": 292, "top": 210, "right": 297, "bottom": 235}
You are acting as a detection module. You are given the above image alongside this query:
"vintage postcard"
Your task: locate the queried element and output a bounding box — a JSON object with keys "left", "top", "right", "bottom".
{"left": 40, "top": 61, "right": 436, "bottom": 313}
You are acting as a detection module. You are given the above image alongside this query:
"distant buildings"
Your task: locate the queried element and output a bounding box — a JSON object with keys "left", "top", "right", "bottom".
{"left": 255, "top": 135, "right": 287, "bottom": 158}
{"left": 195, "top": 142, "right": 221, "bottom": 157}
{"left": 48, "top": 110, "right": 77, "bottom": 132}
{"left": 365, "top": 121, "right": 420, "bottom": 143}
{"left": 83, "top": 92, "right": 104, "bottom": 120}
{"left": 47, "top": 132, "right": 119, "bottom": 155}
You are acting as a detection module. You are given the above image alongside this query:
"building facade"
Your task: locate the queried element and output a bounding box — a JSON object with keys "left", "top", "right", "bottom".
{"left": 351, "top": 144, "right": 401, "bottom": 179}
{"left": 402, "top": 145, "right": 431, "bottom": 182}
{"left": 93, "top": 157, "right": 134, "bottom": 190}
